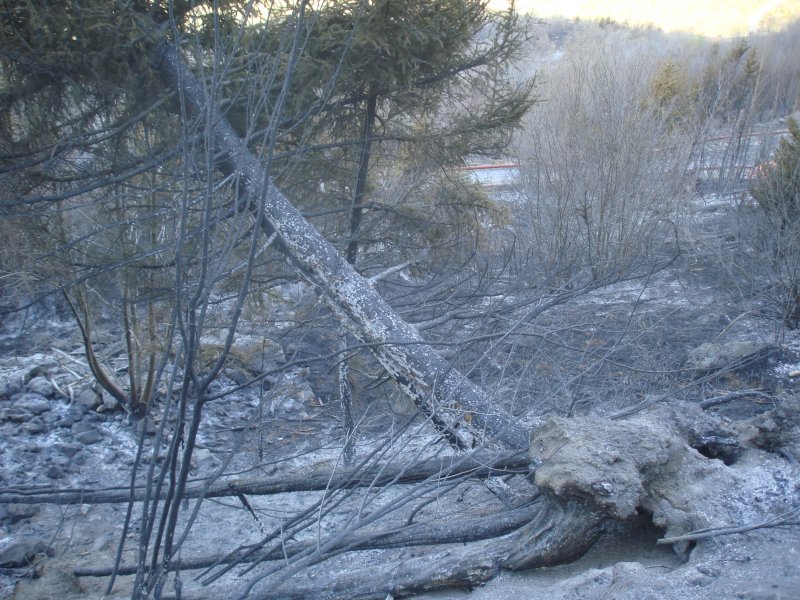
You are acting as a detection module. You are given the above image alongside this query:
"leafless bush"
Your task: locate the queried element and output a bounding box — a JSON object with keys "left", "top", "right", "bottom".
{"left": 747, "top": 20, "right": 800, "bottom": 120}
{"left": 514, "top": 26, "right": 691, "bottom": 285}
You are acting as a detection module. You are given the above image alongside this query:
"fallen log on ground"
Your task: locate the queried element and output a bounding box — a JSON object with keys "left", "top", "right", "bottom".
{"left": 172, "top": 400, "right": 800, "bottom": 600}
{"left": 209, "top": 498, "right": 605, "bottom": 600}
{"left": 73, "top": 497, "right": 544, "bottom": 578}
{"left": 0, "top": 450, "right": 529, "bottom": 505}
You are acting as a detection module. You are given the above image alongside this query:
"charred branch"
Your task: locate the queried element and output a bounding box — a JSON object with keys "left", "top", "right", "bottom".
{"left": 0, "top": 451, "right": 530, "bottom": 505}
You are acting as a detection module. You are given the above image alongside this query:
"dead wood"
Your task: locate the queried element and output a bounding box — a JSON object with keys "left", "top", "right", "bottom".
{"left": 0, "top": 451, "right": 529, "bottom": 505}
{"left": 527, "top": 399, "right": 799, "bottom": 556}
{"left": 213, "top": 498, "right": 604, "bottom": 600}
{"left": 152, "top": 41, "right": 529, "bottom": 452}
{"left": 248, "top": 399, "right": 778, "bottom": 600}
{"left": 657, "top": 505, "right": 800, "bottom": 544}
{"left": 73, "top": 401, "right": 767, "bottom": 598}
{"left": 72, "top": 399, "right": 800, "bottom": 598}
{"left": 699, "top": 388, "right": 771, "bottom": 409}
{"left": 498, "top": 498, "right": 605, "bottom": 571}
{"left": 63, "top": 289, "right": 130, "bottom": 410}
{"left": 73, "top": 498, "right": 544, "bottom": 579}
{"left": 246, "top": 546, "right": 502, "bottom": 600}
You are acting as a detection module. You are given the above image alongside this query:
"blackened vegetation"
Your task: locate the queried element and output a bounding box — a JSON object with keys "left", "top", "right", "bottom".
{"left": 3, "top": 3, "right": 800, "bottom": 599}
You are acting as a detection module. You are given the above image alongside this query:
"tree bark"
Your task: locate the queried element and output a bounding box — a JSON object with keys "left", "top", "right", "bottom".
{"left": 337, "top": 331, "right": 357, "bottom": 465}
{"left": 345, "top": 90, "right": 377, "bottom": 265}
{"left": 152, "top": 41, "right": 528, "bottom": 451}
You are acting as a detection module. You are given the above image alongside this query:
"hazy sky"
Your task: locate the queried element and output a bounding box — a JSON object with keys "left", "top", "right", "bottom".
{"left": 489, "top": 0, "right": 800, "bottom": 37}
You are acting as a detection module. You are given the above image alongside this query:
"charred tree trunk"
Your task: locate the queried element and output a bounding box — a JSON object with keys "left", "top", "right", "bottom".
{"left": 337, "top": 331, "right": 357, "bottom": 465}
{"left": 346, "top": 89, "right": 377, "bottom": 265}
{"left": 152, "top": 42, "right": 528, "bottom": 451}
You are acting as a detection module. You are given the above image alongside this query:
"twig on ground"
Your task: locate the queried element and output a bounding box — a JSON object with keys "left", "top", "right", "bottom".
{"left": 699, "top": 388, "right": 772, "bottom": 409}
{"left": 658, "top": 506, "right": 800, "bottom": 545}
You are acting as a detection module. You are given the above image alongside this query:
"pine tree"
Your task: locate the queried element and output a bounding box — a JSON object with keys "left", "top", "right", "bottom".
{"left": 751, "top": 117, "right": 800, "bottom": 328}
{"left": 242, "top": 0, "right": 533, "bottom": 268}
{"left": 752, "top": 117, "right": 800, "bottom": 223}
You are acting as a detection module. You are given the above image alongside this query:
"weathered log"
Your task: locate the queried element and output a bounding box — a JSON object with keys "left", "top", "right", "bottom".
{"left": 0, "top": 451, "right": 529, "bottom": 505}
{"left": 499, "top": 498, "right": 604, "bottom": 570}
{"left": 249, "top": 547, "right": 502, "bottom": 600}
{"left": 215, "top": 498, "right": 603, "bottom": 600}
{"left": 73, "top": 498, "right": 543, "bottom": 578}
{"left": 219, "top": 401, "right": 787, "bottom": 599}
{"left": 97, "top": 400, "right": 797, "bottom": 600}
{"left": 152, "top": 41, "right": 528, "bottom": 452}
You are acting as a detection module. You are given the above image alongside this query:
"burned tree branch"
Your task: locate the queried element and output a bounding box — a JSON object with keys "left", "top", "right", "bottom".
{"left": 658, "top": 505, "right": 800, "bottom": 545}
{"left": 0, "top": 451, "right": 530, "bottom": 505}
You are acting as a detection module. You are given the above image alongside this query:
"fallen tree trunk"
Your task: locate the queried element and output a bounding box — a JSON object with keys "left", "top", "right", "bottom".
{"left": 7, "top": 398, "right": 793, "bottom": 600}
{"left": 74, "top": 498, "right": 544, "bottom": 578}
{"left": 190, "top": 400, "right": 797, "bottom": 600}
{"left": 62, "top": 399, "right": 799, "bottom": 600}
{"left": 210, "top": 498, "right": 604, "bottom": 600}
{"left": 152, "top": 41, "right": 528, "bottom": 452}
{"left": 0, "top": 450, "right": 528, "bottom": 505}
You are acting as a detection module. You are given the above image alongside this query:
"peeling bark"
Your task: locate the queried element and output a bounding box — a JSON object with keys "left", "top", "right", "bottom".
{"left": 152, "top": 41, "right": 528, "bottom": 451}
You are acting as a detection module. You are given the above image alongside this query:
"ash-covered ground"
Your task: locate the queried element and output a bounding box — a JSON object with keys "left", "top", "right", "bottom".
{"left": 1, "top": 191, "right": 800, "bottom": 599}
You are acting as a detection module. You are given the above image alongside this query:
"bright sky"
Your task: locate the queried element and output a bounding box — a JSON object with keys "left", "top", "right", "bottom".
{"left": 489, "top": 0, "right": 800, "bottom": 37}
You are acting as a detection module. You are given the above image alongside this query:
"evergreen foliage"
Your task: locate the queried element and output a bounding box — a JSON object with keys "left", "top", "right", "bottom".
{"left": 751, "top": 117, "right": 800, "bottom": 328}
{"left": 752, "top": 117, "right": 800, "bottom": 222}
{"left": 0, "top": 1, "right": 532, "bottom": 412}
{"left": 646, "top": 59, "right": 697, "bottom": 129}
{"left": 0, "top": 1, "right": 282, "bottom": 415}
{"left": 235, "top": 0, "right": 534, "bottom": 268}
